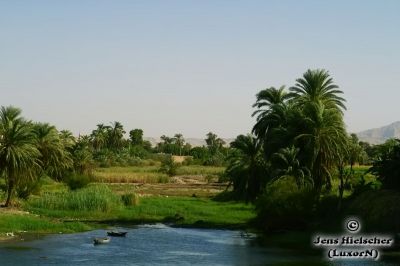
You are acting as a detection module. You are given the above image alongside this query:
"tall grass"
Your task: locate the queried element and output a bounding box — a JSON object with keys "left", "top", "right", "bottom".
{"left": 176, "top": 165, "right": 225, "bottom": 176}
{"left": 29, "top": 184, "right": 122, "bottom": 212}
{"left": 93, "top": 166, "right": 169, "bottom": 183}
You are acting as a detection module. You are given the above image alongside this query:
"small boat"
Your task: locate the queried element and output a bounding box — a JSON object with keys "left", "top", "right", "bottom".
{"left": 93, "top": 237, "right": 111, "bottom": 245}
{"left": 107, "top": 231, "right": 128, "bottom": 237}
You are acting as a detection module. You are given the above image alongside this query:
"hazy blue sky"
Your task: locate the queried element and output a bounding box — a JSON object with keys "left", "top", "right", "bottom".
{"left": 1, "top": 1, "right": 399, "bottom": 138}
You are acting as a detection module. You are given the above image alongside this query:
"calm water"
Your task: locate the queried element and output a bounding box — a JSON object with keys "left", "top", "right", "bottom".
{"left": 0, "top": 224, "right": 397, "bottom": 266}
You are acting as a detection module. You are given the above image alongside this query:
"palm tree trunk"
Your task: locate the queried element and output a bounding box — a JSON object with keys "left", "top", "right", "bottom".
{"left": 5, "top": 178, "right": 15, "bottom": 207}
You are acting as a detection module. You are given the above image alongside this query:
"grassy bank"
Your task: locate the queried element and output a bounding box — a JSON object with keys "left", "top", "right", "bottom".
{"left": 26, "top": 192, "right": 255, "bottom": 229}
{"left": 0, "top": 163, "right": 254, "bottom": 239}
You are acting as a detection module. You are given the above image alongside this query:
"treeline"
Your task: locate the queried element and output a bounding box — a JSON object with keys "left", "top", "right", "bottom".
{"left": 224, "top": 69, "right": 400, "bottom": 231}
{"left": 0, "top": 106, "right": 230, "bottom": 206}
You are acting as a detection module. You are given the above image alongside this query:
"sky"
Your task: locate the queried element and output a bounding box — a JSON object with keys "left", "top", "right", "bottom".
{"left": 1, "top": 0, "right": 399, "bottom": 138}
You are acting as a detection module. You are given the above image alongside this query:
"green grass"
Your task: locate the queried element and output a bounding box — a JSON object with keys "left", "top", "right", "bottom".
{"left": 0, "top": 213, "right": 92, "bottom": 234}
{"left": 29, "top": 184, "right": 122, "bottom": 212}
{"left": 93, "top": 166, "right": 169, "bottom": 183}
{"left": 119, "top": 196, "right": 255, "bottom": 228}
{"left": 92, "top": 165, "right": 225, "bottom": 183}
{"left": 26, "top": 195, "right": 255, "bottom": 229}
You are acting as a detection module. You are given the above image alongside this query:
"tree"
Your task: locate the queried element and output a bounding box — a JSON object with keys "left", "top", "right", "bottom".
{"left": 370, "top": 139, "right": 400, "bottom": 190}
{"left": 289, "top": 69, "right": 346, "bottom": 112}
{"left": 174, "top": 133, "right": 185, "bottom": 156}
{"left": 225, "top": 134, "right": 267, "bottom": 202}
{"left": 0, "top": 106, "right": 40, "bottom": 206}
{"left": 108, "top": 121, "right": 126, "bottom": 150}
{"left": 252, "top": 86, "right": 291, "bottom": 140}
{"left": 33, "top": 123, "right": 73, "bottom": 180}
{"left": 129, "top": 129, "right": 143, "bottom": 146}
{"left": 205, "top": 132, "right": 225, "bottom": 155}
{"left": 290, "top": 69, "right": 347, "bottom": 196}
{"left": 71, "top": 136, "right": 94, "bottom": 175}
{"left": 90, "top": 124, "right": 109, "bottom": 151}
{"left": 271, "top": 146, "right": 311, "bottom": 189}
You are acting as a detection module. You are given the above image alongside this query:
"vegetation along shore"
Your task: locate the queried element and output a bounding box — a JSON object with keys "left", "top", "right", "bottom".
{"left": 1, "top": 69, "right": 399, "bottom": 248}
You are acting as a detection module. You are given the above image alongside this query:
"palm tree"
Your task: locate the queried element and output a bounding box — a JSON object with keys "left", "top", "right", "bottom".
{"left": 33, "top": 123, "right": 73, "bottom": 180}
{"left": 252, "top": 86, "right": 293, "bottom": 159}
{"left": 205, "top": 132, "right": 225, "bottom": 155}
{"left": 289, "top": 69, "right": 346, "bottom": 112}
{"left": 90, "top": 124, "right": 109, "bottom": 151}
{"left": 271, "top": 146, "right": 311, "bottom": 189}
{"left": 174, "top": 133, "right": 185, "bottom": 156}
{"left": 108, "top": 121, "right": 125, "bottom": 150}
{"left": 225, "top": 134, "right": 267, "bottom": 202}
{"left": 252, "top": 86, "right": 291, "bottom": 137}
{"left": 0, "top": 106, "right": 40, "bottom": 206}
{"left": 72, "top": 137, "right": 94, "bottom": 175}
{"left": 296, "top": 102, "right": 347, "bottom": 195}
{"left": 288, "top": 69, "right": 348, "bottom": 196}
{"left": 59, "top": 130, "right": 76, "bottom": 150}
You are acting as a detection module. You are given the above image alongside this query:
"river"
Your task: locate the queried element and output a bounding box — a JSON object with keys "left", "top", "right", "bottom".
{"left": 0, "top": 224, "right": 397, "bottom": 265}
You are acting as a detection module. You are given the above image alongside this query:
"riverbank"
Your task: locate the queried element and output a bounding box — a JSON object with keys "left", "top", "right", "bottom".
{"left": 0, "top": 193, "right": 256, "bottom": 242}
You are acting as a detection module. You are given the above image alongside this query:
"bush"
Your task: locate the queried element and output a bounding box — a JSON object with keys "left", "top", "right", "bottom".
{"left": 29, "top": 184, "right": 122, "bottom": 212}
{"left": 121, "top": 192, "right": 140, "bottom": 206}
{"left": 347, "top": 190, "right": 400, "bottom": 231}
{"left": 159, "top": 155, "right": 180, "bottom": 176}
{"left": 64, "top": 173, "right": 91, "bottom": 190}
{"left": 256, "top": 177, "right": 315, "bottom": 231}
{"left": 16, "top": 179, "right": 42, "bottom": 200}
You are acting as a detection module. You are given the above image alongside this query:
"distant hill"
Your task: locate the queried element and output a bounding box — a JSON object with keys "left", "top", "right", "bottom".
{"left": 144, "top": 137, "right": 235, "bottom": 147}
{"left": 356, "top": 121, "right": 400, "bottom": 144}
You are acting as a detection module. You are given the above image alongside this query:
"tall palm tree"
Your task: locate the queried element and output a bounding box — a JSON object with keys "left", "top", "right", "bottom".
{"left": 252, "top": 86, "right": 293, "bottom": 159}
{"left": 252, "top": 86, "right": 291, "bottom": 137}
{"left": 289, "top": 69, "right": 346, "bottom": 112}
{"left": 174, "top": 133, "right": 185, "bottom": 156}
{"left": 108, "top": 121, "right": 125, "bottom": 150}
{"left": 226, "top": 134, "right": 267, "bottom": 202}
{"left": 90, "top": 123, "right": 109, "bottom": 151}
{"left": 296, "top": 102, "right": 347, "bottom": 195}
{"left": 59, "top": 130, "right": 76, "bottom": 150}
{"left": 0, "top": 106, "right": 40, "bottom": 206}
{"left": 289, "top": 69, "right": 348, "bottom": 196}
{"left": 33, "top": 123, "right": 73, "bottom": 180}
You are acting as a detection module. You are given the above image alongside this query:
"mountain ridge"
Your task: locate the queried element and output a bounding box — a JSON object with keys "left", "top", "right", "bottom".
{"left": 356, "top": 121, "right": 400, "bottom": 144}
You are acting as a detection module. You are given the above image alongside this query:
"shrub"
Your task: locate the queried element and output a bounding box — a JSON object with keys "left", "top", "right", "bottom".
{"left": 121, "top": 192, "right": 140, "bottom": 206}
{"left": 159, "top": 155, "right": 180, "bottom": 176}
{"left": 256, "top": 177, "right": 315, "bottom": 231}
{"left": 347, "top": 190, "right": 400, "bottom": 231}
{"left": 64, "top": 173, "right": 91, "bottom": 190}
{"left": 16, "top": 179, "right": 42, "bottom": 200}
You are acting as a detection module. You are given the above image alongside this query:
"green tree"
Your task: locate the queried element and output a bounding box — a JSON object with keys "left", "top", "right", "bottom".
{"left": 205, "top": 132, "right": 225, "bottom": 155}
{"left": 72, "top": 136, "right": 94, "bottom": 175}
{"left": 174, "top": 133, "right": 185, "bottom": 156}
{"left": 290, "top": 69, "right": 347, "bottom": 195}
{"left": 90, "top": 124, "right": 110, "bottom": 151}
{"left": 33, "top": 123, "right": 73, "bottom": 180}
{"left": 271, "top": 146, "right": 311, "bottom": 189}
{"left": 0, "top": 106, "right": 40, "bottom": 206}
{"left": 108, "top": 121, "right": 125, "bottom": 150}
{"left": 225, "top": 134, "right": 267, "bottom": 202}
{"left": 370, "top": 139, "right": 400, "bottom": 190}
{"left": 129, "top": 129, "right": 143, "bottom": 146}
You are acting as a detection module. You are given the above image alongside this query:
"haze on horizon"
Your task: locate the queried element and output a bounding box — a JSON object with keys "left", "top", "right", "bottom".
{"left": 1, "top": 1, "right": 399, "bottom": 138}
